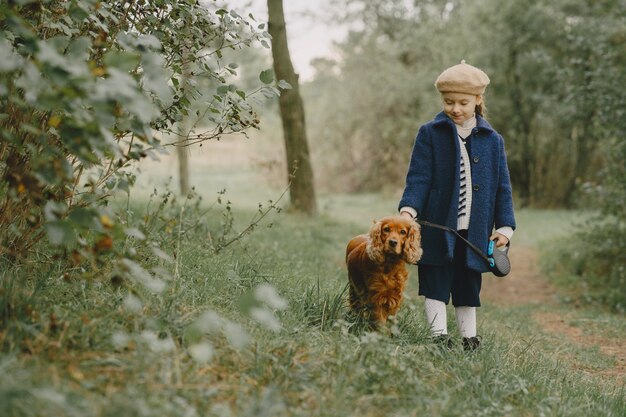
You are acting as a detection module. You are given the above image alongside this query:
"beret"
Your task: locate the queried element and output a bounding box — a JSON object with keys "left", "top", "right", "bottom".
{"left": 435, "top": 60, "right": 490, "bottom": 95}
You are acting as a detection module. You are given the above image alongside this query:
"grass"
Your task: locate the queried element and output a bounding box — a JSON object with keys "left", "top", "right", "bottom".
{"left": 1, "top": 142, "right": 624, "bottom": 416}
{"left": 1, "top": 194, "right": 625, "bottom": 416}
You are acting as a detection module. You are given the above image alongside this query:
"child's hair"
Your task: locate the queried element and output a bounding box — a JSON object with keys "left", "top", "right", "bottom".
{"left": 476, "top": 98, "right": 486, "bottom": 118}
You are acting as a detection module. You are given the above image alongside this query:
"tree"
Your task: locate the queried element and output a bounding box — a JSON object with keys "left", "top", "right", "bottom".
{"left": 304, "top": 0, "right": 456, "bottom": 193}
{"left": 267, "top": 0, "right": 317, "bottom": 215}
{"left": 306, "top": 0, "right": 622, "bottom": 209}
{"left": 177, "top": 42, "right": 192, "bottom": 197}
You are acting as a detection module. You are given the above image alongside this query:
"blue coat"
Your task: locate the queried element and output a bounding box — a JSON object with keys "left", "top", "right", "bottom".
{"left": 398, "top": 111, "right": 516, "bottom": 272}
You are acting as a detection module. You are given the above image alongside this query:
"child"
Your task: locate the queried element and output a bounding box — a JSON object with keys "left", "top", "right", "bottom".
{"left": 398, "top": 60, "right": 516, "bottom": 350}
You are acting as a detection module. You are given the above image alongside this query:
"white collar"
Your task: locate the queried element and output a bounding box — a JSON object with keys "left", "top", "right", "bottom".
{"left": 456, "top": 115, "right": 477, "bottom": 129}
{"left": 455, "top": 115, "right": 476, "bottom": 139}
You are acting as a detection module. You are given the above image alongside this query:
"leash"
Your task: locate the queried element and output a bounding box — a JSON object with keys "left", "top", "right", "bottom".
{"left": 414, "top": 219, "right": 511, "bottom": 277}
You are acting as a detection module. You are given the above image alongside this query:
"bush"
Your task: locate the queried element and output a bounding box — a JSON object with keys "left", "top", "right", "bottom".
{"left": 0, "top": 0, "right": 277, "bottom": 270}
{"left": 548, "top": 221, "right": 626, "bottom": 313}
{"left": 551, "top": 137, "right": 626, "bottom": 313}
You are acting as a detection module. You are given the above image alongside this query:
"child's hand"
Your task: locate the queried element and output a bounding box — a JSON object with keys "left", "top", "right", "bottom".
{"left": 489, "top": 232, "right": 509, "bottom": 247}
{"left": 400, "top": 211, "right": 415, "bottom": 221}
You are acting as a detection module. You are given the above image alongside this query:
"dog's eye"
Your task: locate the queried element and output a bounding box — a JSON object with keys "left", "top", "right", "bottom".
{"left": 383, "top": 226, "right": 390, "bottom": 232}
{"left": 400, "top": 229, "right": 407, "bottom": 235}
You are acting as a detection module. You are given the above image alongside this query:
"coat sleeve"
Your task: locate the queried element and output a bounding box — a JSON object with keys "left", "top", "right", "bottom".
{"left": 398, "top": 125, "right": 433, "bottom": 217}
{"left": 494, "top": 135, "right": 516, "bottom": 230}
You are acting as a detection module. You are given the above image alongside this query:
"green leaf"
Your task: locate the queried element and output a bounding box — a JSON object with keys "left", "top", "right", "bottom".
{"left": 124, "top": 228, "right": 145, "bottom": 240}
{"left": 259, "top": 69, "right": 274, "bottom": 84}
{"left": 45, "top": 221, "right": 76, "bottom": 246}
{"left": 117, "top": 179, "right": 129, "bottom": 194}
{"left": 15, "top": 61, "right": 43, "bottom": 102}
{"left": 120, "top": 259, "right": 166, "bottom": 293}
{"left": 104, "top": 50, "right": 141, "bottom": 73}
{"left": 67, "top": 36, "right": 91, "bottom": 61}
{"left": 217, "top": 85, "right": 229, "bottom": 95}
{"left": 36, "top": 40, "right": 68, "bottom": 69}
{"left": 260, "top": 86, "right": 282, "bottom": 99}
{"left": 140, "top": 51, "right": 172, "bottom": 102}
{"left": 0, "top": 38, "right": 21, "bottom": 72}
{"left": 151, "top": 246, "right": 173, "bottom": 263}
{"left": 277, "top": 80, "right": 292, "bottom": 90}
{"left": 68, "top": 207, "right": 99, "bottom": 229}
{"left": 44, "top": 200, "right": 68, "bottom": 221}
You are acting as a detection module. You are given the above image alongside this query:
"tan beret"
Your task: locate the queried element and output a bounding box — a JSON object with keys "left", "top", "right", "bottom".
{"left": 435, "top": 60, "right": 490, "bottom": 95}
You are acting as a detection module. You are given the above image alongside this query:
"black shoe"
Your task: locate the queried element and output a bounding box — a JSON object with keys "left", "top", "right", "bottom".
{"left": 433, "top": 334, "right": 455, "bottom": 349}
{"left": 462, "top": 336, "right": 481, "bottom": 351}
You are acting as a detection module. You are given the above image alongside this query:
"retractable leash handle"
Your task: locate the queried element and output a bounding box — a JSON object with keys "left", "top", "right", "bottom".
{"left": 415, "top": 219, "right": 511, "bottom": 277}
{"left": 488, "top": 239, "right": 511, "bottom": 277}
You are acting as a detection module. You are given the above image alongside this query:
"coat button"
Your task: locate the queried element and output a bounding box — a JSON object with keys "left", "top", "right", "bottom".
{"left": 473, "top": 184, "right": 480, "bottom": 191}
{"left": 472, "top": 156, "right": 479, "bottom": 163}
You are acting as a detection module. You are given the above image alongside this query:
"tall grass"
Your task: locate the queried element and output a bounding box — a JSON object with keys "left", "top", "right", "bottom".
{"left": 1, "top": 193, "right": 624, "bottom": 416}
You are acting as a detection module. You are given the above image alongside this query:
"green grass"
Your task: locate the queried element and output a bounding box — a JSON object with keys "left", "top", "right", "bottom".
{"left": 510, "top": 209, "right": 590, "bottom": 247}
{"left": 1, "top": 193, "right": 625, "bottom": 416}
{"left": 1, "top": 143, "right": 624, "bottom": 416}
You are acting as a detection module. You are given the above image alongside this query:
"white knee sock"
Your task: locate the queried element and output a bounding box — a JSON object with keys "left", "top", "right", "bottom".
{"left": 455, "top": 306, "right": 477, "bottom": 338}
{"left": 424, "top": 298, "right": 448, "bottom": 335}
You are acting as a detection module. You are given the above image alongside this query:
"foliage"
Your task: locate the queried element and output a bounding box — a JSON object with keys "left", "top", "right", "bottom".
{"left": 549, "top": 139, "right": 626, "bottom": 312}
{"left": 0, "top": 0, "right": 280, "bottom": 267}
{"left": 527, "top": 0, "right": 626, "bottom": 311}
{"left": 476, "top": 0, "right": 626, "bottom": 208}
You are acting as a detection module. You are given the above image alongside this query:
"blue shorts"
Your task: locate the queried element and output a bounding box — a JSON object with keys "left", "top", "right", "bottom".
{"left": 417, "top": 230, "right": 482, "bottom": 307}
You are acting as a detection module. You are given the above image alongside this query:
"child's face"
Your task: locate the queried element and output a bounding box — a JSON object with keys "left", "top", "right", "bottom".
{"left": 442, "top": 92, "right": 482, "bottom": 124}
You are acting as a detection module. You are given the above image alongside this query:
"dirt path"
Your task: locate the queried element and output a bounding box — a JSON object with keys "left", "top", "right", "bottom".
{"left": 481, "top": 245, "right": 555, "bottom": 305}
{"left": 482, "top": 244, "right": 626, "bottom": 382}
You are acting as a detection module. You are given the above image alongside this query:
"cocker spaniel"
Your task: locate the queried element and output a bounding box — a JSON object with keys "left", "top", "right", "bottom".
{"left": 346, "top": 216, "right": 422, "bottom": 327}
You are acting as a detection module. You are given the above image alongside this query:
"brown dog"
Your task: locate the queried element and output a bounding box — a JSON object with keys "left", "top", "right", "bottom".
{"left": 346, "top": 216, "right": 422, "bottom": 326}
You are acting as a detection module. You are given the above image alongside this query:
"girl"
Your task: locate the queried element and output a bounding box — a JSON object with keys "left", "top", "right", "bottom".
{"left": 398, "top": 60, "right": 516, "bottom": 351}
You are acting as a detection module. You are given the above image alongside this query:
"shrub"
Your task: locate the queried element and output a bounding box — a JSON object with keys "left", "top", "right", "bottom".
{"left": 0, "top": 0, "right": 277, "bottom": 270}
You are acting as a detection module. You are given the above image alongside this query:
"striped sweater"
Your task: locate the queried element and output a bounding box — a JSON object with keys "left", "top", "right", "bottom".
{"left": 456, "top": 116, "right": 475, "bottom": 230}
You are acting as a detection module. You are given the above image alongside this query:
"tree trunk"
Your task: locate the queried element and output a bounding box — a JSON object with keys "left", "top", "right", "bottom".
{"left": 177, "top": 41, "right": 191, "bottom": 196}
{"left": 267, "top": 0, "right": 317, "bottom": 215}
{"left": 177, "top": 124, "right": 191, "bottom": 196}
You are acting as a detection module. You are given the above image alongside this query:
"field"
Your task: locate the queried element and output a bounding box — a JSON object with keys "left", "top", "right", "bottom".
{"left": 1, "top": 138, "right": 624, "bottom": 417}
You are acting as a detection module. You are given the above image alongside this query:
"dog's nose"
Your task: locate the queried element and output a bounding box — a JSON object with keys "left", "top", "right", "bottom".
{"left": 388, "top": 239, "right": 398, "bottom": 247}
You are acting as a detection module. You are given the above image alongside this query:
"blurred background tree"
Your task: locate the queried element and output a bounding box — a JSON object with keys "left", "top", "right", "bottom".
{"left": 305, "top": 0, "right": 625, "bottom": 211}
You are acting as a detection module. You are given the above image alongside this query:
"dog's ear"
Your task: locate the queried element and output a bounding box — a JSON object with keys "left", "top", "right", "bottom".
{"left": 366, "top": 220, "right": 385, "bottom": 263}
{"left": 403, "top": 221, "right": 423, "bottom": 264}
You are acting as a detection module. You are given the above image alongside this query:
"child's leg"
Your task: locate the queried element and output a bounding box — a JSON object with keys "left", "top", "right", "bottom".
{"left": 418, "top": 264, "right": 453, "bottom": 337}
{"left": 454, "top": 306, "right": 476, "bottom": 338}
{"left": 450, "top": 230, "right": 481, "bottom": 339}
{"left": 424, "top": 298, "right": 448, "bottom": 335}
